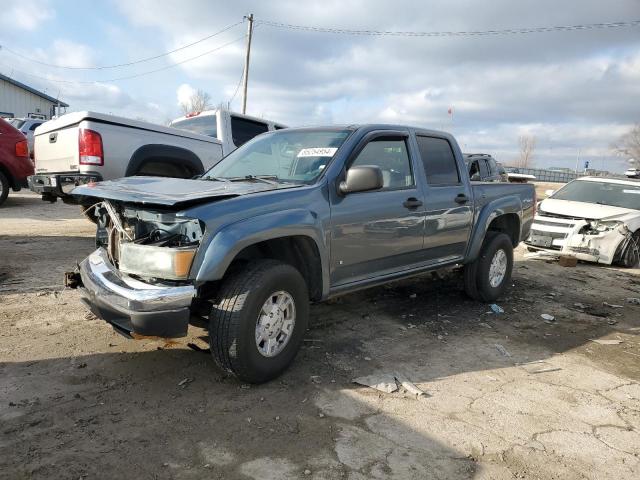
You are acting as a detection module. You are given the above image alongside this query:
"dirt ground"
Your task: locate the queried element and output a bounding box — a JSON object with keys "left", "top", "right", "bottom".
{"left": 1, "top": 191, "right": 640, "bottom": 480}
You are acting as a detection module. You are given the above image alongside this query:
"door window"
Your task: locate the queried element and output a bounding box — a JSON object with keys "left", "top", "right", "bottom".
{"left": 231, "top": 116, "right": 269, "bottom": 146}
{"left": 416, "top": 136, "right": 460, "bottom": 185}
{"left": 350, "top": 137, "right": 414, "bottom": 189}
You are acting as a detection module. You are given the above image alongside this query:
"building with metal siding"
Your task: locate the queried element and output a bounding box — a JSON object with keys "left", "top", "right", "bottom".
{"left": 0, "top": 73, "right": 69, "bottom": 120}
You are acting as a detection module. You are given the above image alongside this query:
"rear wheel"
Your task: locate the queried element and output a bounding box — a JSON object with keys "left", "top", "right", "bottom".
{"left": 0, "top": 171, "right": 10, "bottom": 206}
{"left": 464, "top": 232, "right": 514, "bottom": 302}
{"left": 209, "top": 260, "right": 309, "bottom": 383}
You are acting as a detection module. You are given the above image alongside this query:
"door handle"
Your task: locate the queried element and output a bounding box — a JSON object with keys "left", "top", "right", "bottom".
{"left": 455, "top": 193, "right": 469, "bottom": 204}
{"left": 403, "top": 197, "right": 423, "bottom": 209}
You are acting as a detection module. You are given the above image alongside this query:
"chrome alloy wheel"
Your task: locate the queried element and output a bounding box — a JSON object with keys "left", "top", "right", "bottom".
{"left": 488, "top": 249, "right": 508, "bottom": 288}
{"left": 255, "top": 291, "right": 296, "bottom": 357}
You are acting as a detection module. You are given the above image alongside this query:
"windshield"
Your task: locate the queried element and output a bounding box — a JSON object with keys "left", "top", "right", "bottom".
{"left": 171, "top": 115, "right": 217, "bottom": 138}
{"left": 552, "top": 180, "right": 640, "bottom": 210}
{"left": 203, "top": 128, "right": 353, "bottom": 184}
{"left": 9, "top": 119, "right": 25, "bottom": 129}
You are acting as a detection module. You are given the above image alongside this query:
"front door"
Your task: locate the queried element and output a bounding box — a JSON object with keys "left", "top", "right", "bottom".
{"left": 329, "top": 133, "right": 426, "bottom": 286}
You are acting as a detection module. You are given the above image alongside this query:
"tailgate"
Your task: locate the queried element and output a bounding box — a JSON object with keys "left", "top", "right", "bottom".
{"left": 34, "top": 127, "right": 79, "bottom": 173}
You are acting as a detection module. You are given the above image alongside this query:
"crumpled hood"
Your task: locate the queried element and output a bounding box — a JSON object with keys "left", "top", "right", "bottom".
{"left": 71, "top": 176, "right": 296, "bottom": 207}
{"left": 540, "top": 198, "right": 639, "bottom": 221}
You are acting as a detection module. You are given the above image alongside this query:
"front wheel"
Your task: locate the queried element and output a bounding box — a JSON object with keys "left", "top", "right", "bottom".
{"left": 209, "top": 260, "right": 309, "bottom": 383}
{"left": 464, "top": 232, "right": 514, "bottom": 302}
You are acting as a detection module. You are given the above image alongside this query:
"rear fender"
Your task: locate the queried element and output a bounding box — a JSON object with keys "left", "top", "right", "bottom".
{"left": 466, "top": 195, "right": 523, "bottom": 262}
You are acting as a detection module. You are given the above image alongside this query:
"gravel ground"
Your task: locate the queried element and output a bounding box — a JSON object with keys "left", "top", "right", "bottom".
{"left": 1, "top": 191, "right": 640, "bottom": 479}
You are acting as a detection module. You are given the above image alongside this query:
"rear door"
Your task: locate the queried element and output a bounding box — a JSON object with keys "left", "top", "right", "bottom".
{"left": 329, "top": 131, "right": 426, "bottom": 285}
{"left": 415, "top": 135, "right": 473, "bottom": 261}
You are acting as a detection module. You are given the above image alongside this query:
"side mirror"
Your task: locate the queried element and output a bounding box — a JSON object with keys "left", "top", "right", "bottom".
{"left": 470, "top": 173, "right": 481, "bottom": 181}
{"left": 545, "top": 189, "right": 555, "bottom": 197}
{"left": 339, "top": 165, "right": 383, "bottom": 195}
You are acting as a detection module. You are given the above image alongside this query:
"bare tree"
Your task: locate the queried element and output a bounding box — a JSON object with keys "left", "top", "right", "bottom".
{"left": 179, "top": 89, "right": 212, "bottom": 115}
{"left": 518, "top": 135, "right": 536, "bottom": 168}
{"left": 613, "top": 124, "right": 640, "bottom": 168}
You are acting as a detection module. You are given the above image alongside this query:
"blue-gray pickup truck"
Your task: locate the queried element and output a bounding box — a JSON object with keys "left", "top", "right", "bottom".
{"left": 68, "top": 124, "right": 535, "bottom": 383}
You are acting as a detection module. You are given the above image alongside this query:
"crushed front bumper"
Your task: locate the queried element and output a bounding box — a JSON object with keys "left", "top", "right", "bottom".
{"left": 525, "top": 214, "right": 626, "bottom": 264}
{"left": 28, "top": 173, "right": 102, "bottom": 203}
{"left": 78, "top": 248, "right": 196, "bottom": 337}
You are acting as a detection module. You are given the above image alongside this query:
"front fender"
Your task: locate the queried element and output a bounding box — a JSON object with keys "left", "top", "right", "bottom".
{"left": 193, "top": 209, "right": 328, "bottom": 292}
{"left": 466, "top": 195, "right": 523, "bottom": 262}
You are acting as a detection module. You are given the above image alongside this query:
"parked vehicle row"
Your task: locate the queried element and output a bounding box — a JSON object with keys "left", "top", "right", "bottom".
{"left": 28, "top": 108, "right": 285, "bottom": 203}
{"left": 66, "top": 124, "right": 536, "bottom": 383}
{"left": 0, "top": 118, "right": 34, "bottom": 206}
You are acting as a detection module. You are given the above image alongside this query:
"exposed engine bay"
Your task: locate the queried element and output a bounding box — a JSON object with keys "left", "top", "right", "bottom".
{"left": 87, "top": 200, "right": 204, "bottom": 281}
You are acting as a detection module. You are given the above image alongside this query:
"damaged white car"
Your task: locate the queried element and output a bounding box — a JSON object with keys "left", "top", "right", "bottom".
{"left": 525, "top": 177, "right": 640, "bottom": 267}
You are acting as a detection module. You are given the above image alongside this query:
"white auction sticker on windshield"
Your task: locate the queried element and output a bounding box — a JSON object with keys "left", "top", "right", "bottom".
{"left": 297, "top": 147, "right": 338, "bottom": 158}
{"left": 623, "top": 189, "right": 640, "bottom": 194}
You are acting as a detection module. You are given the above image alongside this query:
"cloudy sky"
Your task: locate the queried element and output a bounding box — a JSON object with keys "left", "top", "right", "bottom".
{"left": 1, "top": 0, "right": 639, "bottom": 171}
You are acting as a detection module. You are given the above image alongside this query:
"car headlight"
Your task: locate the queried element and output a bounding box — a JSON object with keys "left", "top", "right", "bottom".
{"left": 588, "top": 220, "right": 623, "bottom": 233}
{"left": 118, "top": 243, "right": 197, "bottom": 280}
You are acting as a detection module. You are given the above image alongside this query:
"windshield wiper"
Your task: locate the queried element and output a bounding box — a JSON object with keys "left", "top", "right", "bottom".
{"left": 200, "top": 176, "right": 230, "bottom": 183}
{"left": 227, "top": 175, "right": 280, "bottom": 186}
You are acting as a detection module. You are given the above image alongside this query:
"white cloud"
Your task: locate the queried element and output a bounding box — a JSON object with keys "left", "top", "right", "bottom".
{"left": 0, "top": 0, "right": 54, "bottom": 31}
{"left": 176, "top": 83, "right": 197, "bottom": 107}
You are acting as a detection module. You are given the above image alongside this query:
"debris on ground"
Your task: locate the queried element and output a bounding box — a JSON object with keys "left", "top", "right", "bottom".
{"left": 310, "top": 375, "right": 322, "bottom": 384}
{"left": 409, "top": 293, "right": 417, "bottom": 299}
{"left": 573, "top": 302, "right": 588, "bottom": 309}
{"left": 626, "top": 297, "right": 640, "bottom": 305}
{"left": 558, "top": 255, "right": 578, "bottom": 267}
{"left": 590, "top": 339, "right": 623, "bottom": 345}
{"left": 353, "top": 373, "right": 398, "bottom": 393}
{"left": 489, "top": 304, "right": 504, "bottom": 314}
{"left": 494, "top": 344, "right": 512, "bottom": 357}
{"left": 353, "top": 372, "right": 427, "bottom": 396}
{"left": 541, "top": 314, "right": 555, "bottom": 322}
{"left": 177, "top": 378, "right": 192, "bottom": 388}
{"left": 603, "top": 302, "right": 624, "bottom": 309}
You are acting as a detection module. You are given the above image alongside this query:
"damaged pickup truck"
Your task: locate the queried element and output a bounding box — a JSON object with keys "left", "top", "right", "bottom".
{"left": 68, "top": 125, "right": 535, "bottom": 383}
{"left": 525, "top": 177, "right": 640, "bottom": 267}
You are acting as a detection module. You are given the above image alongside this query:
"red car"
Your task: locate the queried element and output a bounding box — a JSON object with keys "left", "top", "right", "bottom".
{"left": 0, "top": 118, "right": 34, "bottom": 206}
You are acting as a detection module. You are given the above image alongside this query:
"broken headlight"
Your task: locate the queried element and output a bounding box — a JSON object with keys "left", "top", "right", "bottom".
{"left": 588, "top": 220, "right": 624, "bottom": 233}
{"left": 119, "top": 243, "right": 197, "bottom": 280}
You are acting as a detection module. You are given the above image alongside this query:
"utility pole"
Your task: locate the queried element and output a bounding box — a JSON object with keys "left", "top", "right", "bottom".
{"left": 241, "top": 14, "right": 254, "bottom": 114}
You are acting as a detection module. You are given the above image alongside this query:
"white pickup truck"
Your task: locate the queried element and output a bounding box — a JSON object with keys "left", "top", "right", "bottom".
{"left": 28, "top": 108, "right": 285, "bottom": 202}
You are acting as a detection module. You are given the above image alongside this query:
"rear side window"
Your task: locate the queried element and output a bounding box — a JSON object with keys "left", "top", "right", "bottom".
{"left": 231, "top": 116, "right": 269, "bottom": 146}
{"left": 487, "top": 158, "right": 497, "bottom": 176}
{"left": 416, "top": 136, "right": 460, "bottom": 185}
{"left": 29, "top": 122, "right": 41, "bottom": 131}
{"left": 171, "top": 115, "right": 217, "bottom": 138}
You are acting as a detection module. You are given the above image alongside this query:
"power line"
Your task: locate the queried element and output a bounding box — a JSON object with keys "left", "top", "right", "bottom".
{"left": 1, "top": 35, "right": 246, "bottom": 85}
{"left": 0, "top": 20, "right": 244, "bottom": 70}
{"left": 256, "top": 19, "right": 640, "bottom": 37}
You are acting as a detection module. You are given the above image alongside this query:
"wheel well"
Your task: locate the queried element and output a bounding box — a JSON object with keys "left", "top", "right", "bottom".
{"left": 228, "top": 236, "right": 323, "bottom": 301}
{"left": 133, "top": 158, "right": 195, "bottom": 178}
{"left": 487, "top": 214, "right": 520, "bottom": 247}
{"left": 126, "top": 144, "right": 204, "bottom": 178}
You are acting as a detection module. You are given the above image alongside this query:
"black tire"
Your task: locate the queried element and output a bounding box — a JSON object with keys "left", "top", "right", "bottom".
{"left": 0, "top": 171, "right": 9, "bottom": 207}
{"left": 464, "top": 232, "right": 514, "bottom": 302}
{"left": 209, "top": 259, "right": 309, "bottom": 383}
{"left": 617, "top": 230, "right": 640, "bottom": 268}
